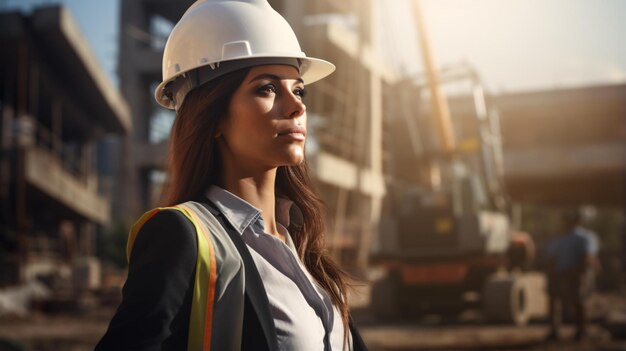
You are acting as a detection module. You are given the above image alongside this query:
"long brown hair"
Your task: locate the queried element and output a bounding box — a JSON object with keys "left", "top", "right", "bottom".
{"left": 160, "top": 68, "right": 351, "bottom": 344}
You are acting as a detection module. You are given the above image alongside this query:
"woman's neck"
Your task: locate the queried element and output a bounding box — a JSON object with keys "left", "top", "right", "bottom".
{"left": 219, "top": 166, "right": 282, "bottom": 240}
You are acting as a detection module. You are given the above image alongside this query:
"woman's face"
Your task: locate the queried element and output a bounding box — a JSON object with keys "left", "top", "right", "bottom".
{"left": 217, "top": 64, "right": 307, "bottom": 171}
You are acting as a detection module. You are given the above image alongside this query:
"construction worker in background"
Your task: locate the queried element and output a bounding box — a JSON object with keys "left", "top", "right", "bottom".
{"left": 95, "top": 0, "right": 367, "bottom": 350}
{"left": 543, "top": 208, "right": 600, "bottom": 341}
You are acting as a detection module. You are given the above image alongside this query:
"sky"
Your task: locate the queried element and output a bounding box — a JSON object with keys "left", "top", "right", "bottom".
{"left": 378, "top": 0, "right": 626, "bottom": 92}
{"left": 2, "top": 0, "right": 625, "bottom": 93}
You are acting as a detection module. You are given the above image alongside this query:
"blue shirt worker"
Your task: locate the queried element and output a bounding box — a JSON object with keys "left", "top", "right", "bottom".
{"left": 543, "top": 209, "right": 600, "bottom": 341}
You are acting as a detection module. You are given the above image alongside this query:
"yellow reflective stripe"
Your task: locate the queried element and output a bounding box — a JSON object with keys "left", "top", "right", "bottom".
{"left": 126, "top": 207, "right": 176, "bottom": 262}
{"left": 177, "top": 204, "right": 216, "bottom": 351}
{"left": 125, "top": 205, "right": 216, "bottom": 351}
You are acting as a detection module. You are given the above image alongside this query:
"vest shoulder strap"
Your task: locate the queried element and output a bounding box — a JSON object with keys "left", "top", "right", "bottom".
{"left": 126, "top": 205, "right": 217, "bottom": 351}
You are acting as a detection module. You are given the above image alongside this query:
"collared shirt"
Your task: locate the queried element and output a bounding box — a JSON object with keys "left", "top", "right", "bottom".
{"left": 206, "top": 185, "right": 350, "bottom": 351}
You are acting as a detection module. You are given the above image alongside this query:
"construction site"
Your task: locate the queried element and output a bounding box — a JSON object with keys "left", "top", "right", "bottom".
{"left": 0, "top": 0, "right": 625, "bottom": 350}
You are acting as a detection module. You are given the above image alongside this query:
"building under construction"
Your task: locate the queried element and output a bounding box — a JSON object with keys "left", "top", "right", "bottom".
{"left": 117, "top": 0, "right": 394, "bottom": 268}
{"left": 0, "top": 6, "right": 131, "bottom": 286}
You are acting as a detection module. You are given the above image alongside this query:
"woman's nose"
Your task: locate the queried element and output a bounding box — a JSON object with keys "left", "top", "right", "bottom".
{"left": 284, "top": 92, "right": 306, "bottom": 119}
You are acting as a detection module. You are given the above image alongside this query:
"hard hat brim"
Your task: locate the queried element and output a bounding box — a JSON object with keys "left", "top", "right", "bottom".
{"left": 155, "top": 56, "right": 336, "bottom": 110}
{"left": 299, "top": 56, "right": 336, "bottom": 85}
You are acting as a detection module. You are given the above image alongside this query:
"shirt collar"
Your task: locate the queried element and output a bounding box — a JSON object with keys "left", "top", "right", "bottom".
{"left": 205, "top": 185, "right": 299, "bottom": 235}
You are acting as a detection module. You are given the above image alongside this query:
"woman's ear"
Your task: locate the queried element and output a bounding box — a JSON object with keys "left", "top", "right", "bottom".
{"left": 214, "top": 116, "right": 226, "bottom": 139}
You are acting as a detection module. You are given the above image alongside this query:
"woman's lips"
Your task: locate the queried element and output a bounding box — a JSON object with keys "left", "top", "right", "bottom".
{"left": 278, "top": 127, "right": 306, "bottom": 141}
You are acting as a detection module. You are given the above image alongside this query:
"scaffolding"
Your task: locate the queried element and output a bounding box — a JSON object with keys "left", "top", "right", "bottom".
{"left": 0, "top": 5, "right": 131, "bottom": 286}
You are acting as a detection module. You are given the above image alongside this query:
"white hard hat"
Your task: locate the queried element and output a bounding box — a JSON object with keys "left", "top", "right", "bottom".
{"left": 155, "top": 0, "right": 336, "bottom": 110}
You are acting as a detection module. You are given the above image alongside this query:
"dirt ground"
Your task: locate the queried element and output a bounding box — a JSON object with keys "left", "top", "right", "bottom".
{"left": 0, "top": 308, "right": 112, "bottom": 351}
{"left": 359, "top": 323, "right": 625, "bottom": 351}
{"left": 0, "top": 292, "right": 624, "bottom": 351}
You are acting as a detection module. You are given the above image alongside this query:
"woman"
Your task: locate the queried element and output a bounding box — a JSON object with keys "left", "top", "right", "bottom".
{"left": 95, "top": 0, "right": 367, "bottom": 350}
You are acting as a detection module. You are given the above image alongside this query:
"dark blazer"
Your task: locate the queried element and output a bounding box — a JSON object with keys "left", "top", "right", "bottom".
{"left": 95, "top": 197, "right": 368, "bottom": 351}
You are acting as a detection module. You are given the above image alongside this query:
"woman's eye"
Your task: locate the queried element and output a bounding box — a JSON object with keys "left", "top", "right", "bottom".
{"left": 257, "top": 84, "right": 277, "bottom": 95}
{"left": 294, "top": 87, "right": 307, "bottom": 98}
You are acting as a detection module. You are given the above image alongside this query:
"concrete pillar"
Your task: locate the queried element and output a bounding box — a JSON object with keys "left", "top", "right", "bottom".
{"left": 356, "top": 0, "right": 385, "bottom": 269}
{"left": 51, "top": 99, "right": 62, "bottom": 158}
{"left": 118, "top": 0, "right": 151, "bottom": 221}
{"left": 15, "top": 41, "right": 30, "bottom": 284}
{"left": 0, "top": 53, "right": 15, "bottom": 224}
{"left": 79, "top": 221, "right": 97, "bottom": 257}
{"left": 357, "top": 70, "right": 384, "bottom": 268}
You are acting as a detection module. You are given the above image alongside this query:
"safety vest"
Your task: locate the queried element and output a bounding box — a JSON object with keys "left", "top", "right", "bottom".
{"left": 126, "top": 200, "right": 368, "bottom": 351}
{"left": 127, "top": 202, "right": 233, "bottom": 351}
